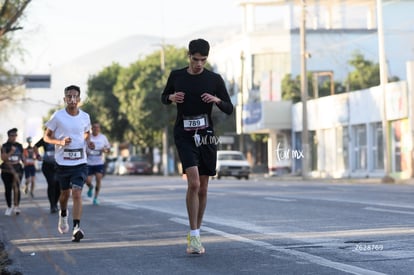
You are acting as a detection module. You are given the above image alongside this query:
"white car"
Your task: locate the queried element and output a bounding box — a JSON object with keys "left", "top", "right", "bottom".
{"left": 215, "top": 150, "right": 251, "bottom": 180}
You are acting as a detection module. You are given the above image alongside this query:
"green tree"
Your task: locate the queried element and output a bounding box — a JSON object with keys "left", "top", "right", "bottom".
{"left": 83, "top": 45, "right": 236, "bottom": 155}
{"left": 281, "top": 73, "right": 301, "bottom": 102}
{"left": 345, "top": 52, "right": 381, "bottom": 91}
{"left": 0, "top": 0, "right": 32, "bottom": 100}
{"left": 82, "top": 63, "right": 128, "bottom": 142}
{"left": 281, "top": 72, "right": 316, "bottom": 102}
{"left": 114, "top": 45, "right": 188, "bottom": 149}
{"left": 345, "top": 51, "right": 399, "bottom": 91}
{"left": 0, "top": 0, "right": 31, "bottom": 69}
{"left": 281, "top": 52, "right": 400, "bottom": 101}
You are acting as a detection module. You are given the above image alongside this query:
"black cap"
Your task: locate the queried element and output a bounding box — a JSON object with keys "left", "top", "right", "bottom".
{"left": 7, "top": 128, "right": 18, "bottom": 136}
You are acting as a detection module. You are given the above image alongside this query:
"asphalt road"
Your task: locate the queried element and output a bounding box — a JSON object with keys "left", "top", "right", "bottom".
{"left": 1, "top": 173, "right": 413, "bottom": 274}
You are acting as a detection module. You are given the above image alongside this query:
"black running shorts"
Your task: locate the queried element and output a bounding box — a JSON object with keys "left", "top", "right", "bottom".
{"left": 174, "top": 128, "right": 217, "bottom": 176}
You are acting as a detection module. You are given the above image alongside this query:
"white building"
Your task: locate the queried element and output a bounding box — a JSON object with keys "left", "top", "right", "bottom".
{"left": 293, "top": 76, "right": 412, "bottom": 179}
{"left": 0, "top": 75, "right": 55, "bottom": 146}
{"left": 209, "top": 0, "right": 414, "bottom": 179}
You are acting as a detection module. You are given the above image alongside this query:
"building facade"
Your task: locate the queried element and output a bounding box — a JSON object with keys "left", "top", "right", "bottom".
{"left": 210, "top": 0, "right": 414, "bottom": 178}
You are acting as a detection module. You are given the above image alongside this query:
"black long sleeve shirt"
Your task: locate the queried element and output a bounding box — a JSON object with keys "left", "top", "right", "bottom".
{"left": 161, "top": 67, "right": 233, "bottom": 135}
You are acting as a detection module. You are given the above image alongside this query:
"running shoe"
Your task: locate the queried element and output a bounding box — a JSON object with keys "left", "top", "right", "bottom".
{"left": 14, "top": 207, "right": 21, "bottom": 215}
{"left": 93, "top": 198, "right": 99, "bottom": 205}
{"left": 50, "top": 206, "right": 58, "bottom": 214}
{"left": 4, "top": 207, "right": 13, "bottom": 216}
{"left": 87, "top": 185, "right": 93, "bottom": 198}
{"left": 186, "top": 235, "right": 205, "bottom": 254}
{"left": 58, "top": 210, "right": 69, "bottom": 234}
{"left": 72, "top": 226, "right": 84, "bottom": 242}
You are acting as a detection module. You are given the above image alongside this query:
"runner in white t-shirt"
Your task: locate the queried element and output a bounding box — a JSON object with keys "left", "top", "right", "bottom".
{"left": 84, "top": 122, "right": 110, "bottom": 205}
{"left": 44, "top": 85, "right": 94, "bottom": 243}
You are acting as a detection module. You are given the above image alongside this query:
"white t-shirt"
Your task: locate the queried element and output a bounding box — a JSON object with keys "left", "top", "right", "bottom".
{"left": 45, "top": 109, "right": 91, "bottom": 166}
{"left": 86, "top": 133, "right": 110, "bottom": 166}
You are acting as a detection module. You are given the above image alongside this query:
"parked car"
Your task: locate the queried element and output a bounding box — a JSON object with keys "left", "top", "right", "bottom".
{"left": 114, "top": 156, "right": 127, "bottom": 175}
{"left": 215, "top": 150, "right": 251, "bottom": 180}
{"left": 114, "top": 155, "right": 153, "bottom": 175}
{"left": 104, "top": 156, "right": 117, "bottom": 175}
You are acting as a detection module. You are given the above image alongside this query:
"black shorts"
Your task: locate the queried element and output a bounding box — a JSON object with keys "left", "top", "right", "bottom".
{"left": 87, "top": 164, "right": 105, "bottom": 175}
{"left": 55, "top": 163, "right": 88, "bottom": 191}
{"left": 24, "top": 165, "right": 36, "bottom": 178}
{"left": 174, "top": 127, "right": 217, "bottom": 176}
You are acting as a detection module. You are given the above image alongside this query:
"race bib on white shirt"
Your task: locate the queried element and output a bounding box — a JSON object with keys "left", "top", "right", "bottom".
{"left": 45, "top": 109, "right": 91, "bottom": 166}
{"left": 88, "top": 149, "right": 102, "bottom": 156}
{"left": 63, "top": 148, "right": 83, "bottom": 160}
{"left": 87, "top": 133, "right": 110, "bottom": 166}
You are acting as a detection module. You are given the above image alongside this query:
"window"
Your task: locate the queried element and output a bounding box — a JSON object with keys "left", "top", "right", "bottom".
{"left": 353, "top": 124, "right": 367, "bottom": 171}
{"left": 336, "top": 126, "right": 348, "bottom": 171}
{"left": 391, "top": 121, "right": 402, "bottom": 172}
{"left": 251, "top": 53, "right": 290, "bottom": 93}
{"left": 371, "top": 122, "right": 384, "bottom": 170}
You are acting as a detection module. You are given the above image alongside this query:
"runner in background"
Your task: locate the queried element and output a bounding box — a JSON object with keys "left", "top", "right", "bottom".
{"left": 84, "top": 122, "right": 111, "bottom": 205}
{"left": 23, "top": 137, "right": 37, "bottom": 198}
{"left": 34, "top": 137, "right": 61, "bottom": 213}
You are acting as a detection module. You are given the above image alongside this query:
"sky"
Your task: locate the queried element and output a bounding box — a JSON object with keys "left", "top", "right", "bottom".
{"left": 13, "top": 0, "right": 245, "bottom": 73}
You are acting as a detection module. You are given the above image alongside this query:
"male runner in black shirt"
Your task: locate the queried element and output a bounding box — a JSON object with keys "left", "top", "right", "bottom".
{"left": 161, "top": 38, "right": 233, "bottom": 254}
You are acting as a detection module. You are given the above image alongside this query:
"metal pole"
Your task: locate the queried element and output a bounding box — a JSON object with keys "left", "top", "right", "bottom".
{"left": 376, "top": 0, "right": 394, "bottom": 182}
{"left": 160, "top": 45, "right": 169, "bottom": 176}
{"left": 240, "top": 51, "right": 245, "bottom": 153}
{"left": 162, "top": 126, "right": 168, "bottom": 176}
{"left": 300, "top": 0, "right": 309, "bottom": 179}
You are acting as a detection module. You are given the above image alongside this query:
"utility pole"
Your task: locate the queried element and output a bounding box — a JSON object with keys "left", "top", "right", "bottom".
{"left": 376, "top": 0, "right": 394, "bottom": 182}
{"left": 300, "top": 0, "right": 309, "bottom": 179}
{"left": 239, "top": 51, "right": 245, "bottom": 153}
{"left": 160, "top": 44, "right": 169, "bottom": 176}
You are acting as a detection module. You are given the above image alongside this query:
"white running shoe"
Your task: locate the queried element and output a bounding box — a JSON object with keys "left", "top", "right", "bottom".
{"left": 5, "top": 207, "right": 13, "bottom": 216}
{"left": 14, "top": 207, "right": 21, "bottom": 215}
{"left": 58, "top": 210, "right": 69, "bottom": 234}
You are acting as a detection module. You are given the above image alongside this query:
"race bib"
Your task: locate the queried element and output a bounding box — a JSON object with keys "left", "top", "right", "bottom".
{"left": 26, "top": 158, "right": 35, "bottom": 164}
{"left": 183, "top": 114, "right": 209, "bottom": 131}
{"left": 9, "top": 155, "right": 19, "bottom": 162}
{"left": 89, "top": 149, "right": 102, "bottom": 156}
{"left": 63, "top": 148, "right": 83, "bottom": 160}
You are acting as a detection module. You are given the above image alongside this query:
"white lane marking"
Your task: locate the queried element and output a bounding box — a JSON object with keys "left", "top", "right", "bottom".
{"left": 364, "top": 207, "right": 414, "bottom": 215}
{"left": 279, "top": 195, "right": 414, "bottom": 210}
{"left": 171, "top": 217, "right": 386, "bottom": 275}
{"left": 264, "top": 197, "right": 296, "bottom": 202}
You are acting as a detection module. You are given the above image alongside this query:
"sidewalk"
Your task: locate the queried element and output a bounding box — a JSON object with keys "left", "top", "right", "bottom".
{"left": 0, "top": 185, "right": 52, "bottom": 274}
{"left": 253, "top": 172, "right": 414, "bottom": 185}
